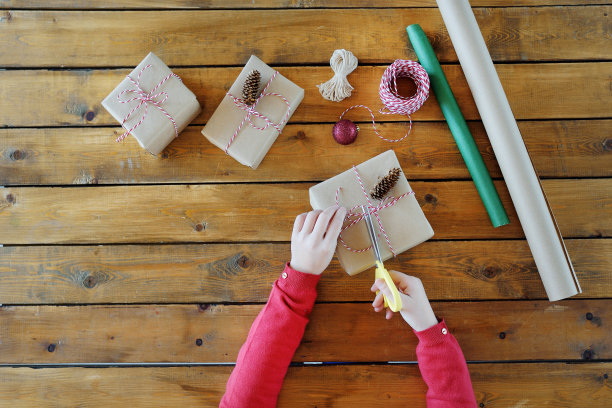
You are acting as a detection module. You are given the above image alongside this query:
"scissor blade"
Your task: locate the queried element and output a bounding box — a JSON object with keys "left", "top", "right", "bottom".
{"left": 362, "top": 206, "right": 383, "bottom": 264}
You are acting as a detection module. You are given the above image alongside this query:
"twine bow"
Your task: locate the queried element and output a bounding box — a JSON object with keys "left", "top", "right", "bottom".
{"left": 335, "top": 166, "right": 414, "bottom": 257}
{"left": 224, "top": 71, "right": 292, "bottom": 154}
{"left": 116, "top": 64, "right": 180, "bottom": 143}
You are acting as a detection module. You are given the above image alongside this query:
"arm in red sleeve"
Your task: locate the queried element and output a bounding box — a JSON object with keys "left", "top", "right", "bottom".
{"left": 414, "top": 320, "right": 477, "bottom": 408}
{"left": 220, "top": 263, "right": 320, "bottom": 408}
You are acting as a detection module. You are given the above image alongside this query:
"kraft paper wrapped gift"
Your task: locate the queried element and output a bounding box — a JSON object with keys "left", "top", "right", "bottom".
{"left": 102, "top": 52, "right": 201, "bottom": 155}
{"left": 309, "top": 150, "right": 434, "bottom": 276}
{"left": 202, "top": 55, "right": 304, "bottom": 169}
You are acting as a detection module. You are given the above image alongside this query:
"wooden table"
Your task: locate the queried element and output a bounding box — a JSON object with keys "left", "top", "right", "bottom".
{"left": 0, "top": 1, "right": 610, "bottom": 406}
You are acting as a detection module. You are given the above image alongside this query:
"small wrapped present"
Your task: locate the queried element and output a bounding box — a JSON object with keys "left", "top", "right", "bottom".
{"left": 102, "top": 52, "right": 201, "bottom": 155}
{"left": 309, "top": 150, "right": 434, "bottom": 276}
{"left": 202, "top": 55, "right": 304, "bottom": 169}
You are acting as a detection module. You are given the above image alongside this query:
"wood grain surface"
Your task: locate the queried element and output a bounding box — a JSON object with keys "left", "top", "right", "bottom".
{"left": 0, "top": 300, "right": 608, "bottom": 363}
{"left": 3, "top": 1, "right": 609, "bottom": 8}
{"left": 1, "top": 120, "right": 610, "bottom": 185}
{"left": 0, "top": 7, "right": 609, "bottom": 67}
{"left": 2, "top": 63, "right": 611, "bottom": 127}
{"left": 0, "top": 240, "right": 609, "bottom": 304}
{"left": 2, "top": 363, "right": 610, "bottom": 407}
{"left": 1, "top": 2, "right": 610, "bottom": 407}
{"left": 0, "top": 179, "right": 610, "bottom": 244}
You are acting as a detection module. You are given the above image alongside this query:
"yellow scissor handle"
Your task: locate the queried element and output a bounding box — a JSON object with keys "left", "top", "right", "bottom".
{"left": 374, "top": 261, "right": 403, "bottom": 312}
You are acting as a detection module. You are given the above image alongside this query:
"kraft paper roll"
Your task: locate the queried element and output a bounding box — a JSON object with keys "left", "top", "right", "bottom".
{"left": 436, "top": 0, "right": 581, "bottom": 301}
{"left": 406, "top": 24, "right": 509, "bottom": 228}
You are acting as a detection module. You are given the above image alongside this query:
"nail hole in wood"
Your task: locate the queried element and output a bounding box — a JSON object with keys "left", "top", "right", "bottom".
{"left": 424, "top": 194, "right": 437, "bottom": 204}
{"left": 483, "top": 266, "right": 499, "bottom": 279}
{"left": 237, "top": 255, "right": 250, "bottom": 269}
{"left": 83, "top": 275, "right": 97, "bottom": 289}
{"left": 9, "top": 150, "right": 24, "bottom": 161}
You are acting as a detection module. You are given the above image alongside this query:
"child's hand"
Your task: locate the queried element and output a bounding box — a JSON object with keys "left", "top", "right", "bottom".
{"left": 290, "top": 205, "right": 347, "bottom": 275}
{"left": 371, "top": 271, "right": 438, "bottom": 332}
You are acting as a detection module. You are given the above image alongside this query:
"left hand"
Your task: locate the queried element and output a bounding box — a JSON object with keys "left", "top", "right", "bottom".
{"left": 289, "top": 205, "right": 347, "bottom": 275}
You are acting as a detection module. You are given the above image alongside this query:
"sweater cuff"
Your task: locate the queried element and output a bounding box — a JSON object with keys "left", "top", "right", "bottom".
{"left": 276, "top": 262, "right": 321, "bottom": 297}
{"left": 413, "top": 320, "right": 451, "bottom": 346}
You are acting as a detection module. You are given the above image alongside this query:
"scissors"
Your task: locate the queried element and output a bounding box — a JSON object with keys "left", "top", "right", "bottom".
{"left": 361, "top": 205, "right": 403, "bottom": 312}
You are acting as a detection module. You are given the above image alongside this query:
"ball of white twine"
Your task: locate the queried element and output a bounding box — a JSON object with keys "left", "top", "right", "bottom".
{"left": 317, "top": 49, "right": 358, "bottom": 102}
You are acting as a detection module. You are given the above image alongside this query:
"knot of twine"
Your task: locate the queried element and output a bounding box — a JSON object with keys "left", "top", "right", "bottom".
{"left": 116, "top": 64, "right": 180, "bottom": 143}
{"left": 317, "top": 49, "right": 358, "bottom": 102}
{"left": 340, "top": 59, "right": 430, "bottom": 143}
{"left": 224, "top": 71, "right": 292, "bottom": 154}
{"left": 335, "top": 166, "right": 414, "bottom": 257}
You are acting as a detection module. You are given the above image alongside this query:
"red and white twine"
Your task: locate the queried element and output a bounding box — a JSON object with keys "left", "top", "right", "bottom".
{"left": 116, "top": 64, "right": 180, "bottom": 143}
{"left": 340, "top": 59, "right": 429, "bottom": 143}
{"left": 335, "top": 166, "right": 414, "bottom": 256}
{"left": 224, "top": 71, "right": 292, "bottom": 154}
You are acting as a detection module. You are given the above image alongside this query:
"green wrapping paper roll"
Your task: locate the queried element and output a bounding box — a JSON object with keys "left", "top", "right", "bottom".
{"left": 406, "top": 24, "right": 509, "bottom": 228}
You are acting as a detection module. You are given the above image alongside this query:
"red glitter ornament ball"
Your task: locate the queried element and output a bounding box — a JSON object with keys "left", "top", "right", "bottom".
{"left": 332, "top": 119, "right": 359, "bottom": 145}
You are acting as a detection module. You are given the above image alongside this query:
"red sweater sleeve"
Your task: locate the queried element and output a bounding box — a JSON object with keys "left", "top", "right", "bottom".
{"left": 414, "top": 320, "right": 477, "bottom": 408}
{"left": 220, "top": 263, "right": 320, "bottom": 408}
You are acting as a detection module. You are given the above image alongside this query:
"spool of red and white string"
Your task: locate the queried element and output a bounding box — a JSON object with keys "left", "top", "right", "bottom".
{"left": 332, "top": 59, "right": 430, "bottom": 145}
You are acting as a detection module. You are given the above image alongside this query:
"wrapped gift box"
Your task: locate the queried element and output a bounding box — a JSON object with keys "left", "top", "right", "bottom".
{"left": 202, "top": 55, "right": 304, "bottom": 169}
{"left": 102, "top": 52, "right": 201, "bottom": 155}
{"left": 309, "top": 150, "right": 434, "bottom": 276}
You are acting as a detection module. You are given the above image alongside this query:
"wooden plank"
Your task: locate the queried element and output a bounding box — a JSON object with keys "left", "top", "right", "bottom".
{"left": 0, "top": 240, "right": 609, "bottom": 304}
{"left": 0, "top": 179, "right": 610, "bottom": 244}
{"left": 0, "top": 7, "right": 609, "bottom": 67}
{"left": 468, "top": 363, "right": 612, "bottom": 408}
{"left": 1, "top": 120, "right": 610, "bottom": 185}
{"left": 2, "top": 363, "right": 610, "bottom": 407}
{"left": 0, "top": 300, "right": 609, "bottom": 363}
{"left": 1, "top": 63, "right": 610, "bottom": 128}
{"left": 3, "top": 1, "right": 609, "bottom": 9}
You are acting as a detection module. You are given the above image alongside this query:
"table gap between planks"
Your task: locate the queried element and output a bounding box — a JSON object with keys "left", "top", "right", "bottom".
{"left": 0, "top": 1, "right": 610, "bottom": 407}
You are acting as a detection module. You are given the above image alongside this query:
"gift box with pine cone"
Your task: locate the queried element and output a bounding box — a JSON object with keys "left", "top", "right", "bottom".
{"left": 102, "top": 52, "right": 201, "bottom": 155}
{"left": 309, "top": 150, "right": 434, "bottom": 276}
{"left": 202, "top": 55, "right": 304, "bottom": 169}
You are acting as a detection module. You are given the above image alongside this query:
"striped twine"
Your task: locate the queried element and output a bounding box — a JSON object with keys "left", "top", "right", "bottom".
{"left": 335, "top": 166, "right": 414, "bottom": 256}
{"left": 224, "top": 71, "right": 292, "bottom": 154}
{"left": 116, "top": 64, "right": 180, "bottom": 143}
{"left": 340, "top": 59, "right": 429, "bottom": 143}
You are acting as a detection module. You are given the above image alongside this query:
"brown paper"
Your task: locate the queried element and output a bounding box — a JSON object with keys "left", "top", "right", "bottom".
{"left": 437, "top": 0, "right": 581, "bottom": 301}
{"left": 309, "top": 150, "right": 434, "bottom": 276}
{"left": 102, "top": 52, "right": 201, "bottom": 155}
{"left": 202, "top": 55, "right": 304, "bottom": 169}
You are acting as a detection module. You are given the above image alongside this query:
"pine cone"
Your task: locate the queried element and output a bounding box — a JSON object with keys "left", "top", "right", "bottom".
{"left": 242, "top": 70, "right": 261, "bottom": 106}
{"left": 370, "top": 168, "right": 402, "bottom": 200}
